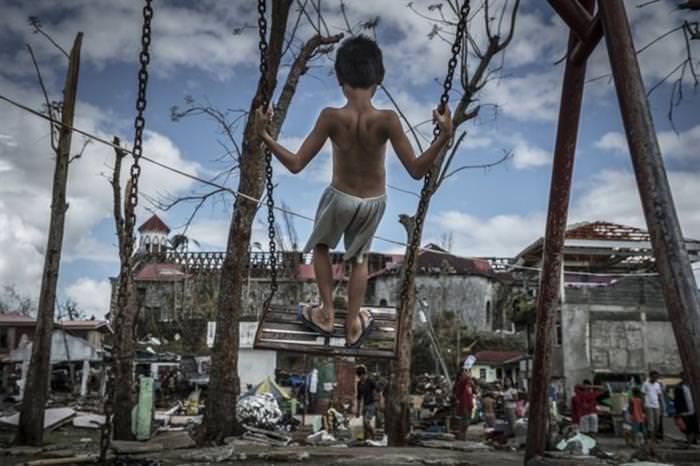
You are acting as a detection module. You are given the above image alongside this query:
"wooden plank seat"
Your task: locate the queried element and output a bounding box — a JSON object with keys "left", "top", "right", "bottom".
{"left": 254, "top": 304, "right": 398, "bottom": 359}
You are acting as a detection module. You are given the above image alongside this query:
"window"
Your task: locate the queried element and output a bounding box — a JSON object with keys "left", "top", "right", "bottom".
{"left": 485, "top": 301, "right": 491, "bottom": 327}
{"left": 0, "top": 327, "right": 8, "bottom": 350}
{"left": 555, "top": 320, "right": 563, "bottom": 346}
{"left": 479, "top": 368, "right": 486, "bottom": 380}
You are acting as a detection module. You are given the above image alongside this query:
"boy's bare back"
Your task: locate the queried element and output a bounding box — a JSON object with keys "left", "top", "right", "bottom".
{"left": 322, "top": 105, "right": 392, "bottom": 198}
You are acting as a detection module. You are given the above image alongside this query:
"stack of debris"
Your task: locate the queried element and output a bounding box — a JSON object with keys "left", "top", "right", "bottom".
{"left": 237, "top": 393, "right": 283, "bottom": 430}
{"left": 413, "top": 374, "right": 452, "bottom": 409}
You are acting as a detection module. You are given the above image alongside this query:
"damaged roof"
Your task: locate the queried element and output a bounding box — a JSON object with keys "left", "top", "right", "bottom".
{"left": 138, "top": 214, "right": 171, "bottom": 234}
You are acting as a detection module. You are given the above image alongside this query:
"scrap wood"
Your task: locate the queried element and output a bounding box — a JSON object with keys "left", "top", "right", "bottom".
{"left": 22, "top": 454, "right": 98, "bottom": 466}
{"left": 242, "top": 424, "right": 292, "bottom": 443}
{"left": 418, "top": 439, "right": 490, "bottom": 452}
{"left": 0, "top": 408, "right": 76, "bottom": 432}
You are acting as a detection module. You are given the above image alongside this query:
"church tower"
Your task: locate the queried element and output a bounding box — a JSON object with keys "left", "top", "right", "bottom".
{"left": 137, "top": 214, "right": 170, "bottom": 254}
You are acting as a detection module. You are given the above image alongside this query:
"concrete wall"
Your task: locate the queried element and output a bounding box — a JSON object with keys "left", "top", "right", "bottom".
{"left": 239, "top": 348, "right": 277, "bottom": 392}
{"left": 560, "top": 276, "right": 683, "bottom": 401}
{"left": 370, "top": 274, "right": 498, "bottom": 331}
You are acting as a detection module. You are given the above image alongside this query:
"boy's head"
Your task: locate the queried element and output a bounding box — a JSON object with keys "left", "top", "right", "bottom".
{"left": 649, "top": 370, "right": 659, "bottom": 382}
{"left": 356, "top": 364, "right": 368, "bottom": 379}
{"left": 335, "top": 35, "right": 385, "bottom": 90}
{"left": 632, "top": 387, "right": 642, "bottom": 397}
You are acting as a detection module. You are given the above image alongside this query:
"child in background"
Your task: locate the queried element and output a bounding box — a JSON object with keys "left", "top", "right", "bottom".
{"left": 629, "top": 386, "right": 646, "bottom": 447}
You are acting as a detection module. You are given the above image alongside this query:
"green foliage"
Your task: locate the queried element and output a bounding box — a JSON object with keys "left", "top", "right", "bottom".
{"left": 508, "top": 295, "right": 536, "bottom": 327}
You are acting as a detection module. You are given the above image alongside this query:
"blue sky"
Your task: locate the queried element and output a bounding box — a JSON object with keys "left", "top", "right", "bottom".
{"left": 0, "top": 0, "right": 698, "bottom": 318}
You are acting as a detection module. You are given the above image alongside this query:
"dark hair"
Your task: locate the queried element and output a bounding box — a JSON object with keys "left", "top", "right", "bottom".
{"left": 632, "top": 387, "right": 642, "bottom": 397}
{"left": 583, "top": 379, "right": 592, "bottom": 385}
{"left": 650, "top": 370, "right": 659, "bottom": 377}
{"left": 356, "top": 365, "right": 367, "bottom": 376}
{"left": 335, "top": 35, "right": 385, "bottom": 89}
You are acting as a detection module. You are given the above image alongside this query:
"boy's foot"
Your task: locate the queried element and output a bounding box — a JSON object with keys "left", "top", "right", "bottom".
{"left": 298, "top": 303, "right": 335, "bottom": 335}
{"left": 345, "top": 309, "right": 374, "bottom": 348}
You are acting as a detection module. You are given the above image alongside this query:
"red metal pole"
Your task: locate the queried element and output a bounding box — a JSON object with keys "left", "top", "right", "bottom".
{"left": 547, "top": 0, "right": 593, "bottom": 38}
{"left": 524, "top": 1, "right": 593, "bottom": 462}
{"left": 599, "top": 0, "right": 700, "bottom": 427}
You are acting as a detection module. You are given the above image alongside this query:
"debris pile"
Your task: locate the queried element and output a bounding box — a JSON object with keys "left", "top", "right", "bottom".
{"left": 413, "top": 373, "right": 452, "bottom": 409}
{"left": 237, "top": 393, "right": 283, "bottom": 430}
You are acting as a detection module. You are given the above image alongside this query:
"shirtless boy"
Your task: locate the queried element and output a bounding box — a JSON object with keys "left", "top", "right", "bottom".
{"left": 255, "top": 35, "right": 452, "bottom": 347}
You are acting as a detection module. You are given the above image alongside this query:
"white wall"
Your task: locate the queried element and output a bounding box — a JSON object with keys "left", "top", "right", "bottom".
{"left": 239, "top": 348, "right": 277, "bottom": 392}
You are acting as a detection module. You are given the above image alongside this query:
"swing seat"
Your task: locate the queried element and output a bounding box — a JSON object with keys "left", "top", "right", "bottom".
{"left": 253, "top": 304, "right": 398, "bottom": 359}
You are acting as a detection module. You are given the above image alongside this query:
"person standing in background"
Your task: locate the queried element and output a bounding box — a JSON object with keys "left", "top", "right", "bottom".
{"left": 454, "top": 367, "right": 474, "bottom": 440}
{"left": 642, "top": 370, "right": 665, "bottom": 448}
{"left": 674, "top": 372, "right": 699, "bottom": 446}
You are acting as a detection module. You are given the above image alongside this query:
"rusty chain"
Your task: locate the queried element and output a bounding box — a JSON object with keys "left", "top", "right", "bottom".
{"left": 100, "top": 0, "right": 153, "bottom": 461}
{"left": 398, "top": 0, "right": 470, "bottom": 330}
{"left": 258, "top": 0, "right": 279, "bottom": 313}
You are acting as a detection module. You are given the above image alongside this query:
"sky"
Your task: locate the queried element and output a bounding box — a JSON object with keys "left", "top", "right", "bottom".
{"left": 0, "top": 0, "right": 698, "bottom": 319}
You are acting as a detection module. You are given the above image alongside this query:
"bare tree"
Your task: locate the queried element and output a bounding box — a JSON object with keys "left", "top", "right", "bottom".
{"left": 194, "top": 1, "right": 343, "bottom": 442}
{"left": 16, "top": 31, "right": 83, "bottom": 446}
{"left": 384, "top": 0, "right": 520, "bottom": 445}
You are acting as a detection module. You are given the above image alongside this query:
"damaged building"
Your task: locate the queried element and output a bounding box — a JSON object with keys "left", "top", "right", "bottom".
{"left": 512, "top": 221, "right": 700, "bottom": 395}
{"left": 115, "top": 216, "right": 510, "bottom": 353}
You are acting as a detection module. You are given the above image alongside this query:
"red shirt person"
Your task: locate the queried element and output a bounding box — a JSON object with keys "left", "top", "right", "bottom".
{"left": 454, "top": 369, "right": 474, "bottom": 440}
{"left": 573, "top": 380, "right": 604, "bottom": 435}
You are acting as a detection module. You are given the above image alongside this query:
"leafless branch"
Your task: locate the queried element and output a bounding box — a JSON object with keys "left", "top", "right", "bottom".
{"left": 26, "top": 43, "right": 58, "bottom": 152}
{"left": 28, "top": 16, "right": 69, "bottom": 59}
{"left": 68, "top": 138, "right": 91, "bottom": 163}
{"left": 379, "top": 84, "right": 426, "bottom": 152}
{"left": 440, "top": 149, "right": 512, "bottom": 183}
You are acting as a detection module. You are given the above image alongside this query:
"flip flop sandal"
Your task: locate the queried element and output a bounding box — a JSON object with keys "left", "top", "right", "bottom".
{"left": 297, "top": 303, "right": 334, "bottom": 337}
{"left": 345, "top": 309, "right": 375, "bottom": 348}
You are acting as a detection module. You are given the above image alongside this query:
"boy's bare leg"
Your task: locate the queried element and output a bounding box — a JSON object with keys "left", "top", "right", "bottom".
{"left": 304, "top": 244, "right": 334, "bottom": 333}
{"left": 346, "top": 258, "right": 369, "bottom": 343}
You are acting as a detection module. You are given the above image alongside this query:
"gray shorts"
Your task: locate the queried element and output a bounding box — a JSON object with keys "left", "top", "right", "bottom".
{"left": 303, "top": 186, "right": 386, "bottom": 263}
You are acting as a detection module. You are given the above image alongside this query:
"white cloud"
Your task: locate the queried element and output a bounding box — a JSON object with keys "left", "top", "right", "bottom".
{"left": 0, "top": 77, "right": 199, "bottom": 299}
{"left": 432, "top": 167, "right": 700, "bottom": 258}
{"left": 431, "top": 210, "right": 546, "bottom": 257}
{"left": 65, "top": 278, "right": 111, "bottom": 320}
{"left": 512, "top": 141, "right": 551, "bottom": 170}
{"left": 596, "top": 125, "right": 700, "bottom": 161}
{"left": 0, "top": 1, "right": 260, "bottom": 81}
{"left": 595, "top": 131, "right": 628, "bottom": 154}
{"left": 658, "top": 125, "right": 700, "bottom": 161}
{"left": 481, "top": 70, "right": 563, "bottom": 122}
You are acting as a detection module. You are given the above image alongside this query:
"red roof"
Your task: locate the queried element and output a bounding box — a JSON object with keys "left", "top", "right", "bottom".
{"left": 369, "top": 244, "right": 494, "bottom": 279}
{"left": 138, "top": 214, "right": 171, "bottom": 234}
{"left": 0, "top": 312, "right": 36, "bottom": 325}
{"left": 474, "top": 351, "right": 526, "bottom": 365}
{"left": 135, "top": 263, "right": 188, "bottom": 281}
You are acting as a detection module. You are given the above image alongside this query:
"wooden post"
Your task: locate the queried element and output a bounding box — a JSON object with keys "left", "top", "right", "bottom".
{"left": 599, "top": 0, "right": 700, "bottom": 427}
{"left": 16, "top": 32, "right": 82, "bottom": 446}
{"left": 80, "top": 360, "right": 90, "bottom": 398}
{"left": 524, "top": 1, "right": 591, "bottom": 460}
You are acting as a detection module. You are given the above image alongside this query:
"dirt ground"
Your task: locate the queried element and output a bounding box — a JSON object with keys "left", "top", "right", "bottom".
{"left": 2, "top": 419, "right": 700, "bottom": 466}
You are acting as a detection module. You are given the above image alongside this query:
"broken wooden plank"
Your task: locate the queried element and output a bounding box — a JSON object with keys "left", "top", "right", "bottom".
{"left": 0, "top": 408, "right": 75, "bottom": 432}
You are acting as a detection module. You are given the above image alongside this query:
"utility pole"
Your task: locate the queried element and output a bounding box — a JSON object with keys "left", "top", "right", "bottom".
{"left": 16, "top": 32, "right": 83, "bottom": 446}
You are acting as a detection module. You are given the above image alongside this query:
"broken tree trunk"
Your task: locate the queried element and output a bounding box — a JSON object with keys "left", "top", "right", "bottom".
{"left": 200, "top": 5, "right": 288, "bottom": 436}
{"left": 16, "top": 32, "right": 83, "bottom": 446}
{"left": 200, "top": 1, "right": 341, "bottom": 443}
{"left": 109, "top": 137, "right": 139, "bottom": 441}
